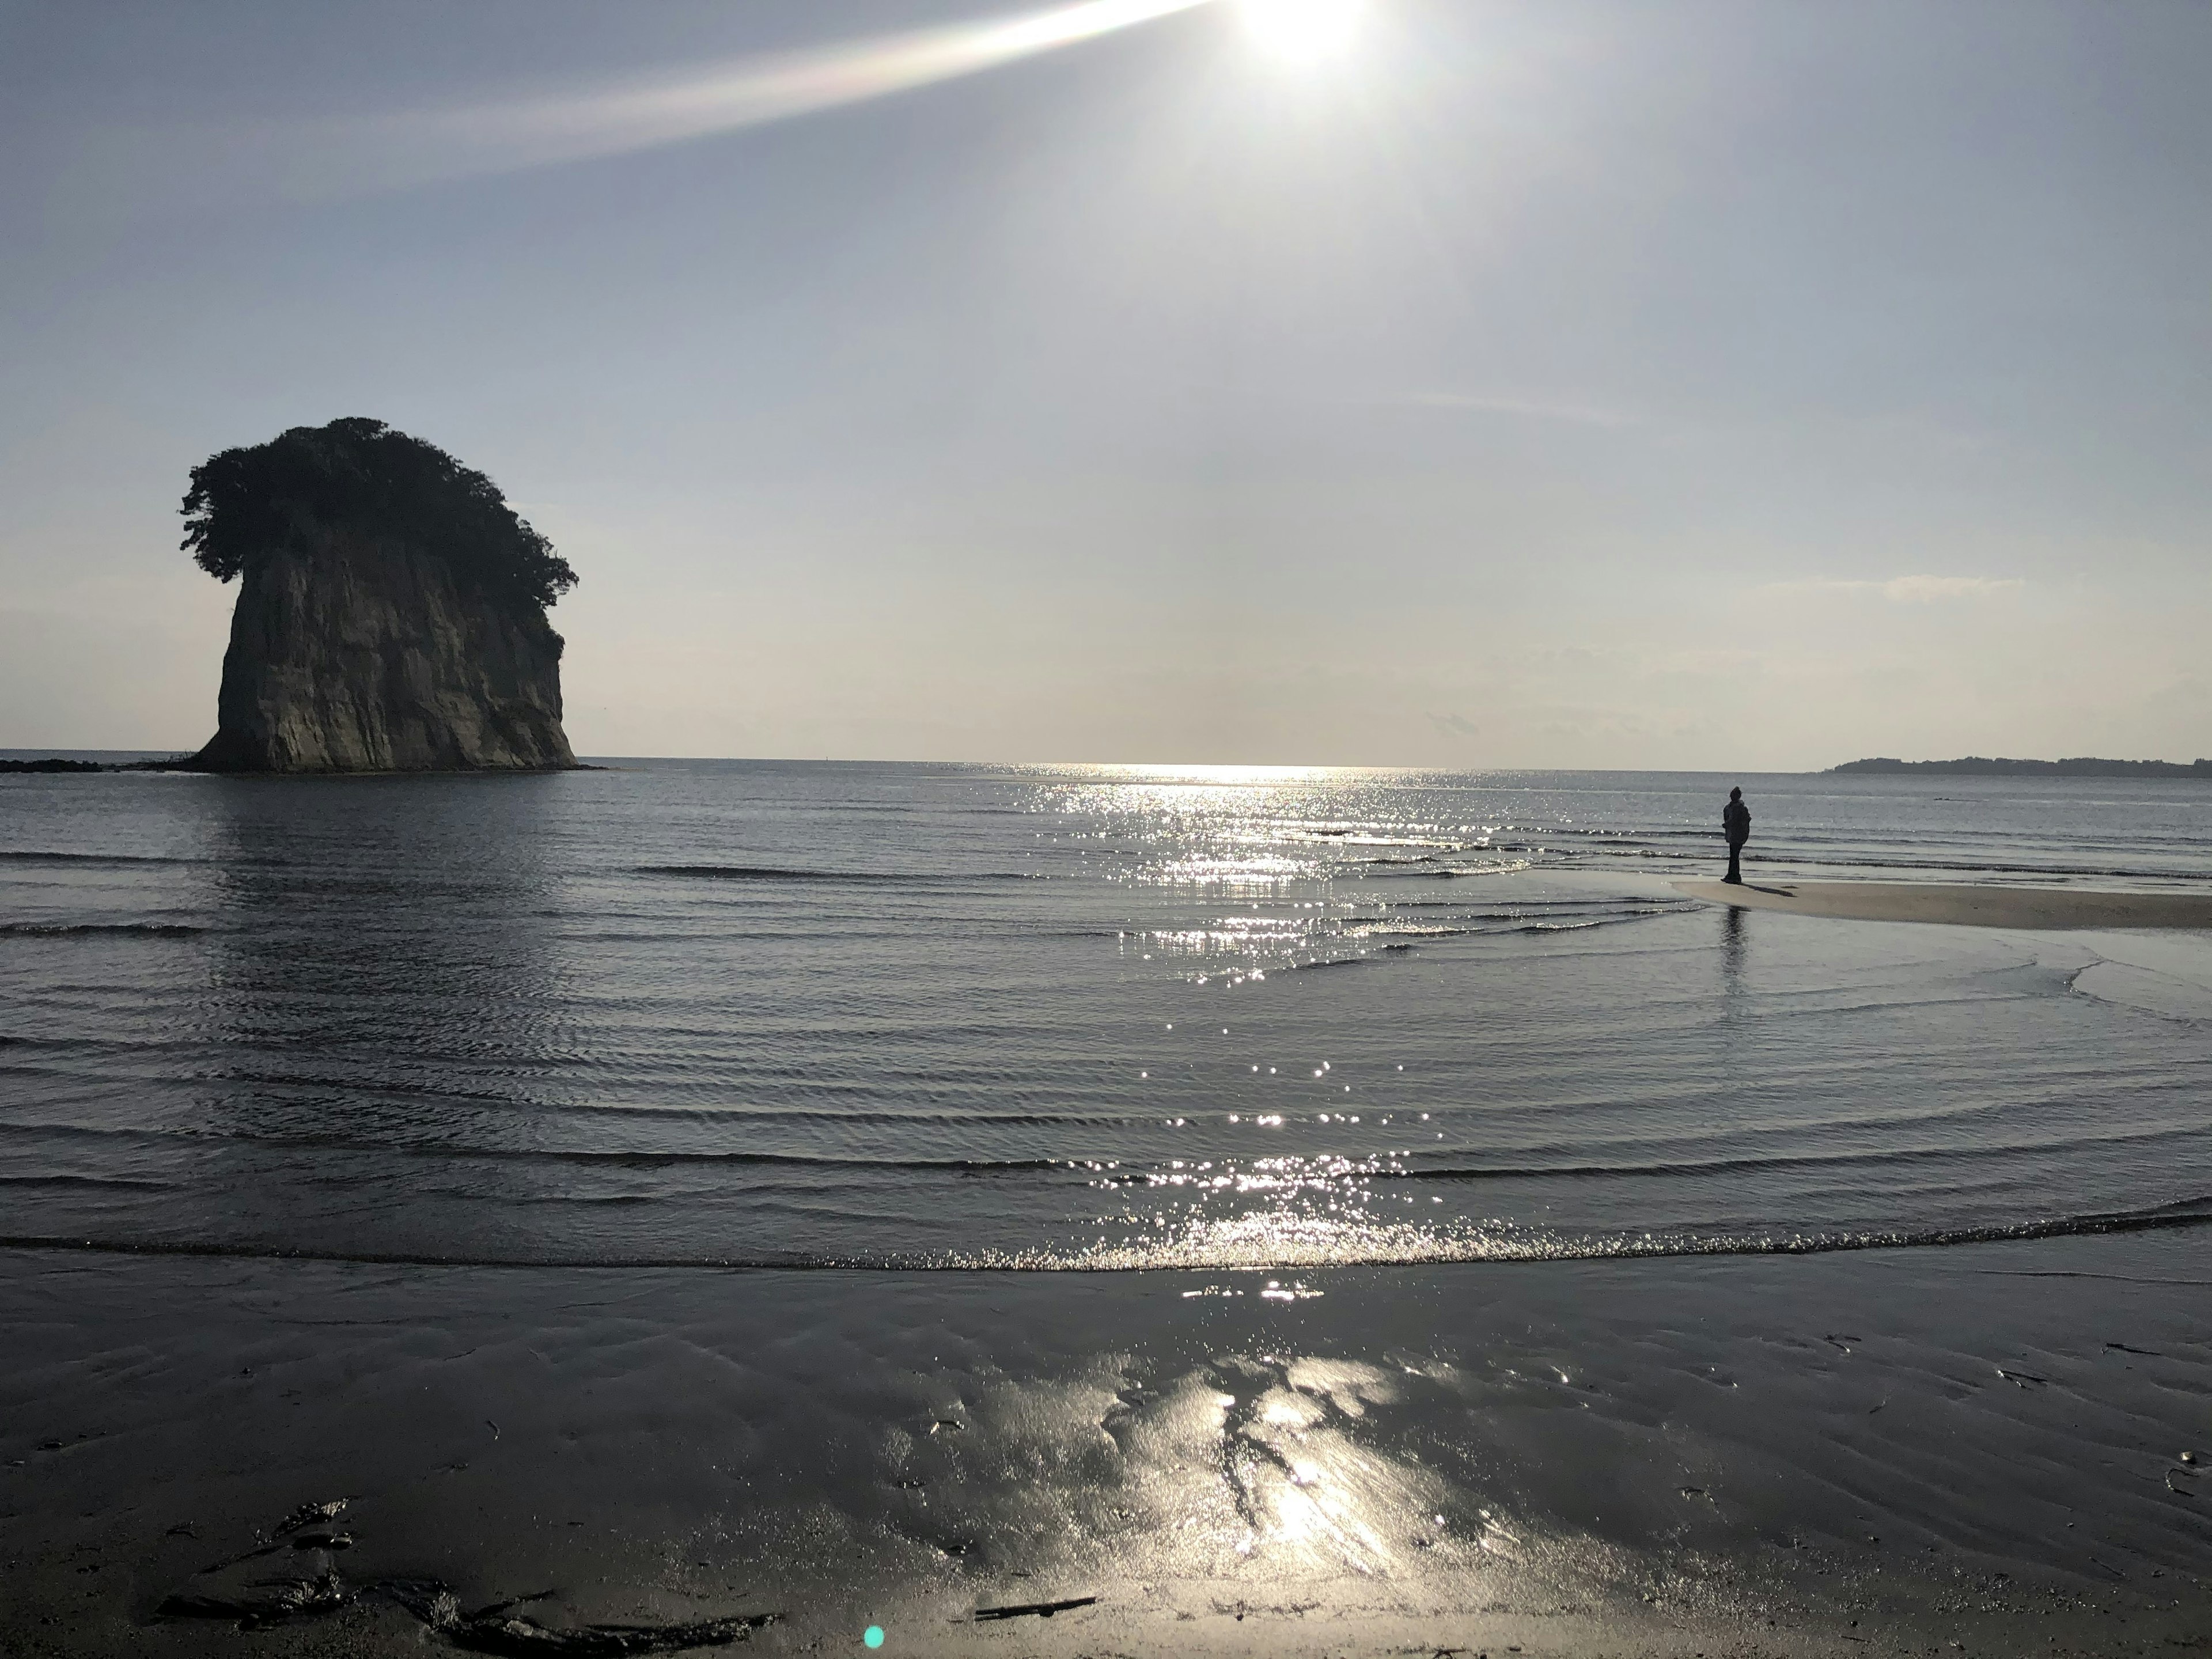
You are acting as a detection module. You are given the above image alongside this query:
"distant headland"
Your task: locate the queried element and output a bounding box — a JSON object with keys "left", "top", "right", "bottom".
{"left": 1831, "top": 756, "right": 2212, "bottom": 778}
{"left": 177, "top": 417, "right": 579, "bottom": 774}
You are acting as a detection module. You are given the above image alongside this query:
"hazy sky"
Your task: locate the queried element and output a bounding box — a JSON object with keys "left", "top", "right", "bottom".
{"left": 5, "top": 0, "right": 2209, "bottom": 767}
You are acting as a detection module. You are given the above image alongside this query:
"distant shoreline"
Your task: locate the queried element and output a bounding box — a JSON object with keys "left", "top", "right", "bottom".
{"left": 0, "top": 754, "right": 595, "bottom": 775}
{"left": 1831, "top": 756, "right": 2212, "bottom": 778}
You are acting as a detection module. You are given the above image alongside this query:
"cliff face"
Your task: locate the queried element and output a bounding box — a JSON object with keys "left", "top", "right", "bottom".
{"left": 192, "top": 529, "right": 576, "bottom": 774}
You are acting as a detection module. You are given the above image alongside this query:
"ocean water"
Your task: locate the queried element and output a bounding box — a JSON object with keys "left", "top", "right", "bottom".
{"left": 5, "top": 761, "right": 2210, "bottom": 1275}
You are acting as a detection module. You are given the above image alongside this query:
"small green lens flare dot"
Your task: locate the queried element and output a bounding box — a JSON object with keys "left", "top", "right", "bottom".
{"left": 864, "top": 1627, "right": 885, "bottom": 1650}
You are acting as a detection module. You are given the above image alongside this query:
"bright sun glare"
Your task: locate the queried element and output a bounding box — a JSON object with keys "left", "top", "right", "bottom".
{"left": 1237, "top": 0, "right": 1363, "bottom": 62}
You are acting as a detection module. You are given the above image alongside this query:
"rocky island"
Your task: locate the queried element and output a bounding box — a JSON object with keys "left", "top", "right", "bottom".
{"left": 181, "top": 418, "right": 579, "bottom": 772}
{"left": 1831, "top": 756, "right": 2212, "bottom": 778}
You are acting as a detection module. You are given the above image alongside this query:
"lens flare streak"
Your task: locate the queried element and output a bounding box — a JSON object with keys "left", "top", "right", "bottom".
{"left": 289, "top": 0, "right": 1217, "bottom": 194}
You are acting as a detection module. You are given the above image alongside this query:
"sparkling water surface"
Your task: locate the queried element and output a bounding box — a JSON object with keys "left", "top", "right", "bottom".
{"left": 3, "top": 762, "right": 2209, "bottom": 1269}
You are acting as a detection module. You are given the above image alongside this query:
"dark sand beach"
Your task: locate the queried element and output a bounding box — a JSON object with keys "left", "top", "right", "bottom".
{"left": 5, "top": 1234, "right": 2209, "bottom": 1657}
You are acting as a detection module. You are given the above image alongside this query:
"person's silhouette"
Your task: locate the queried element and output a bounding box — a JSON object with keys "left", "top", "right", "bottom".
{"left": 1722, "top": 786, "right": 1751, "bottom": 884}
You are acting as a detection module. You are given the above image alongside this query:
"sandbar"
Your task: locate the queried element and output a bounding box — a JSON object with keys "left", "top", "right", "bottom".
{"left": 1676, "top": 877, "right": 2212, "bottom": 929}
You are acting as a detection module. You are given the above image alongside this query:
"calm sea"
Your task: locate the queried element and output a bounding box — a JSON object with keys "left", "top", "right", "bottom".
{"left": 4, "top": 761, "right": 2210, "bottom": 1272}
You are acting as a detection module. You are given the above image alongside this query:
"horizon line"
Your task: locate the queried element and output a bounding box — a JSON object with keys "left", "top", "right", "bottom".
{"left": 9, "top": 748, "right": 2212, "bottom": 777}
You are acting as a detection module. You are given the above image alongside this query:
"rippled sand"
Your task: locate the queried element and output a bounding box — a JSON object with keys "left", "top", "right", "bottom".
{"left": 4, "top": 1234, "right": 2207, "bottom": 1655}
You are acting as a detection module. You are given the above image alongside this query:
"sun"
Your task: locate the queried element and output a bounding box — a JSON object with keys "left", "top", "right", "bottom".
{"left": 1237, "top": 0, "right": 1363, "bottom": 63}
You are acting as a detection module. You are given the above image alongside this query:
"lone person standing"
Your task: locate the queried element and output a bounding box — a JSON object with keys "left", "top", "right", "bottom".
{"left": 1722, "top": 786, "right": 1752, "bottom": 885}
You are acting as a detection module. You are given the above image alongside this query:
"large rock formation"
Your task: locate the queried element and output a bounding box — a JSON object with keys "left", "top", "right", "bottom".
{"left": 182, "top": 418, "right": 579, "bottom": 773}
{"left": 193, "top": 533, "right": 575, "bottom": 772}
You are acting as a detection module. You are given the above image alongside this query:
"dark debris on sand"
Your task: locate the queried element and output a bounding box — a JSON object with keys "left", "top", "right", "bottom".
{"left": 157, "top": 1500, "right": 777, "bottom": 1653}
{"left": 391, "top": 1580, "right": 777, "bottom": 1657}
{"left": 158, "top": 1567, "right": 352, "bottom": 1628}
{"left": 270, "top": 1498, "right": 349, "bottom": 1539}
{"left": 969, "top": 1594, "right": 1100, "bottom": 1621}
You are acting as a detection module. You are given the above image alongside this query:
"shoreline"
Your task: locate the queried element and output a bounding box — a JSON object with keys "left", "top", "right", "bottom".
{"left": 1676, "top": 877, "right": 2212, "bottom": 929}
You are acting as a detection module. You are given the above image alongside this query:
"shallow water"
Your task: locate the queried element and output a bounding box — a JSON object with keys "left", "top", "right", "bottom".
{"left": 3, "top": 762, "right": 2209, "bottom": 1271}
{"left": 7, "top": 761, "right": 2212, "bottom": 1653}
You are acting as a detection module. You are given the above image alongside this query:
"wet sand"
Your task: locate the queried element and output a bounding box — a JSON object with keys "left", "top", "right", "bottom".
{"left": 3, "top": 1236, "right": 2207, "bottom": 1657}
{"left": 1676, "top": 878, "right": 2212, "bottom": 930}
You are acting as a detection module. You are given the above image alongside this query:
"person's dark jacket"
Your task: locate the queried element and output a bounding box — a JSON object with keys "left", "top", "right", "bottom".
{"left": 1723, "top": 799, "right": 1751, "bottom": 846}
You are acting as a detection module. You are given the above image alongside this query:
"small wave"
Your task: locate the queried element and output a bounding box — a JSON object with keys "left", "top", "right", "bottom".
{"left": 1378, "top": 1127, "right": 2203, "bottom": 1184}
{"left": 1498, "top": 907, "right": 1672, "bottom": 935}
{"left": 77, "top": 1121, "right": 2118, "bottom": 1190}
{"left": 635, "top": 863, "right": 908, "bottom": 882}
{"left": 0, "top": 1121, "right": 1080, "bottom": 1173}
{"left": 3, "top": 1194, "right": 2209, "bottom": 1272}
{"left": 1284, "top": 904, "right": 1666, "bottom": 960}
{"left": 124, "top": 1081, "right": 1147, "bottom": 1124}
{"left": 980, "top": 1194, "right": 2212, "bottom": 1271}
{"left": 1368, "top": 859, "right": 1533, "bottom": 879}
{"left": 449, "top": 1147, "right": 1071, "bottom": 1175}
{"left": 0, "top": 922, "right": 207, "bottom": 938}
{"left": 1295, "top": 831, "right": 1465, "bottom": 848}
{"left": 634, "top": 864, "right": 1034, "bottom": 885}
{"left": 0, "top": 850, "right": 203, "bottom": 867}
{"left": 1337, "top": 924, "right": 1465, "bottom": 940}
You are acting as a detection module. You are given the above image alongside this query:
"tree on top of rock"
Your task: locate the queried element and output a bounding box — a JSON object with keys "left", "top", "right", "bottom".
{"left": 181, "top": 418, "right": 578, "bottom": 612}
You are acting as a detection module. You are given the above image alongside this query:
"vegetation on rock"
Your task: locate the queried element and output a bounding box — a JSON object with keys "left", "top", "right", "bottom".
{"left": 181, "top": 418, "right": 577, "bottom": 612}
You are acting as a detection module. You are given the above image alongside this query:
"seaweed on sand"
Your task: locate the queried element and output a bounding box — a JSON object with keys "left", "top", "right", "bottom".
{"left": 158, "top": 1501, "right": 776, "bottom": 1652}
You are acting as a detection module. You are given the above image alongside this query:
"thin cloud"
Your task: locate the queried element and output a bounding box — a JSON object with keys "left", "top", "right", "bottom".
{"left": 1766, "top": 575, "right": 2025, "bottom": 604}
{"left": 1874, "top": 575, "right": 2025, "bottom": 603}
{"left": 1427, "top": 711, "right": 1480, "bottom": 739}
{"left": 257, "top": 0, "right": 1214, "bottom": 198}
{"left": 1395, "top": 392, "right": 1635, "bottom": 429}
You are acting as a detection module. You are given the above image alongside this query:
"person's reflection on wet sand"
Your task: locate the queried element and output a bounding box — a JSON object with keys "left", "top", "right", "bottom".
{"left": 1717, "top": 905, "right": 1751, "bottom": 1055}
